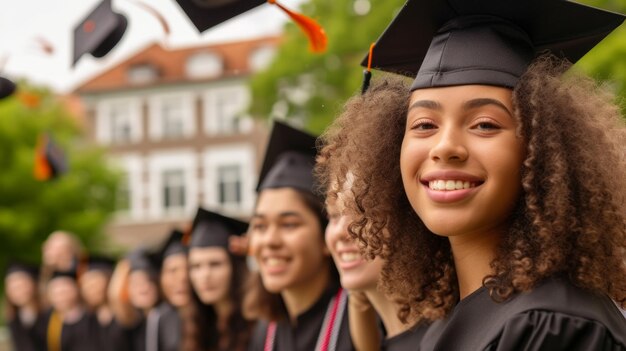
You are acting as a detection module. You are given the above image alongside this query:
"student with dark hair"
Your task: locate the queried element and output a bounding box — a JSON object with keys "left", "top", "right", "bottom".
{"left": 44, "top": 268, "right": 92, "bottom": 350}
{"left": 247, "top": 121, "right": 354, "bottom": 351}
{"left": 319, "top": 0, "right": 626, "bottom": 349}
{"left": 109, "top": 248, "right": 160, "bottom": 351}
{"left": 187, "top": 208, "right": 253, "bottom": 351}
{"left": 81, "top": 256, "right": 131, "bottom": 351}
{"left": 4, "top": 262, "right": 45, "bottom": 351}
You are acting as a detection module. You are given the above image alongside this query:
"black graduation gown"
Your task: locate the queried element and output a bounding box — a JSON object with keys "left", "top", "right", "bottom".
{"left": 248, "top": 285, "right": 354, "bottom": 351}
{"left": 86, "top": 312, "right": 132, "bottom": 351}
{"left": 59, "top": 311, "right": 96, "bottom": 351}
{"left": 155, "top": 302, "right": 181, "bottom": 351}
{"left": 8, "top": 313, "right": 46, "bottom": 351}
{"left": 382, "top": 324, "right": 429, "bottom": 351}
{"left": 420, "top": 278, "right": 626, "bottom": 351}
{"left": 129, "top": 317, "right": 147, "bottom": 351}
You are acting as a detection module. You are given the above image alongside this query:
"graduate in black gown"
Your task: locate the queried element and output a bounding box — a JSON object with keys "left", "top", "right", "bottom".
{"left": 318, "top": 0, "right": 626, "bottom": 349}
{"left": 109, "top": 248, "right": 161, "bottom": 351}
{"left": 44, "top": 269, "right": 92, "bottom": 351}
{"left": 318, "top": 171, "right": 428, "bottom": 351}
{"left": 80, "top": 255, "right": 131, "bottom": 351}
{"left": 152, "top": 230, "right": 192, "bottom": 351}
{"left": 4, "top": 261, "right": 46, "bottom": 351}
{"left": 246, "top": 121, "right": 354, "bottom": 351}
{"left": 188, "top": 208, "right": 253, "bottom": 351}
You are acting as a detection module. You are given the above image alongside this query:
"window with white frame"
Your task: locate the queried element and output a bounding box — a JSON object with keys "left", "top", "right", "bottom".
{"left": 204, "top": 86, "right": 249, "bottom": 135}
{"left": 128, "top": 64, "right": 159, "bottom": 85}
{"left": 110, "top": 102, "right": 132, "bottom": 144}
{"left": 186, "top": 52, "right": 223, "bottom": 79}
{"left": 217, "top": 164, "right": 242, "bottom": 207}
{"left": 161, "top": 97, "right": 185, "bottom": 139}
{"left": 116, "top": 172, "right": 131, "bottom": 212}
{"left": 162, "top": 169, "right": 186, "bottom": 211}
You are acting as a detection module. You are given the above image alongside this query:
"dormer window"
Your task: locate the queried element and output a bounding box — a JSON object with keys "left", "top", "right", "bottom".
{"left": 186, "top": 52, "right": 223, "bottom": 79}
{"left": 249, "top": 46, "right": 276, "bottom": 72}
{"left": 128, "top": 64, "right": 159, "bottom": 84}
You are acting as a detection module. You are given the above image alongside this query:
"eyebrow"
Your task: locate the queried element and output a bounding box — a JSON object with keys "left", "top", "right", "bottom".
{"left": 463, "top": 98, "right": 512, "bottom": 116}
{"left": 251, "top": 211, "right": 303, "bottom": 220}
{"left": 408, "top": 99, "right": 442, "bottom": 112}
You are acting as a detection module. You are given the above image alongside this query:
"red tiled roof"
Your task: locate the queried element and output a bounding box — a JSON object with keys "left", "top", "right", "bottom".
{"left": 74, "top": 36, "right": 280, "bottom": 94}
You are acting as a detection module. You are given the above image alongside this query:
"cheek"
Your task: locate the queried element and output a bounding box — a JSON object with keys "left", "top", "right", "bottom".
{"left": 400, "top": 137, "right": 427, "bottom": 187}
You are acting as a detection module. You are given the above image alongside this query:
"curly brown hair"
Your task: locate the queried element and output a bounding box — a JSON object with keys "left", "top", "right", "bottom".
{"left": 316, "top": 56, "right": 626, "bottom": 324}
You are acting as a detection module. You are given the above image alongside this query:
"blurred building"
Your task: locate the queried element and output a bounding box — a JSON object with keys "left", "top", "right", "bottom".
{"left": 74, "top": 36, "right": 279, "bottom": 249}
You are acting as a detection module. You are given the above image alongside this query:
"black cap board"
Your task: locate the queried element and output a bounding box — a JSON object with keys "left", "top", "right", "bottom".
{"left": 174, "top": 0, "right": 266, "bottom": 33}
{"left": 362, "top": 0, "right": 625, "bottom": 90}
{"left": 72, "top": 0, "right": 128, "bottom": 66}
{"left": 85, "top": 255, "right": 116, "bottom": 272}
{"left": 190, "top": 207, "right": 248, "bottom": 249}
{"left": 158, "top": 229, "right": 187, "bottom": 263}
{"left": 50, "top": 269, "right": 77, "bottom": 281}
{"left": 0, "top": 76, "right": 16, "bottom": 99}
{"left": 257, "top": 121, "right": 318, "bottom": 193}
{"left": 126, "top": 248, "right": 158, "bottom": 275}
{"left": 5, "top": 261, "right": 39, "bottom": 278}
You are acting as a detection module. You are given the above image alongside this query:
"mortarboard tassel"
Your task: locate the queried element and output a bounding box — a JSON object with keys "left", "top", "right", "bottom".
{"left": 361, "top": 43, "right": 375, "bottom": 94}
{"left": 129, "top": 0, "right": 171, "bottom": 36}
{"left": 34, "top": 36, "right": 55, "bottom": 55}
{"left": 34, "top": 134, "right": 53, "bottom": 181}
{"left": 267, "top": 0, "right": 327, "bottom": 53}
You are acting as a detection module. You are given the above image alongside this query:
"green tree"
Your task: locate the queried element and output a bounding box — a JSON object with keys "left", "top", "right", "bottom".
{"left": 250, "top": 0, "right": 626, "bottom": 133}
{"left": 0, "top": 82, "right": 120, "bottom": 270}
{"left": 250, "top": 0, "right": 405, "bottom": 134}
{"left": 577, "top": 0, "right": 626, "bottom": 117}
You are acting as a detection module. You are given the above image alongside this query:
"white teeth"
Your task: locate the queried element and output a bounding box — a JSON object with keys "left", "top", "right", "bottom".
{"left": 429, "top": 180, "right": 476, "bottom": 191}
{"left": 266, "top": 258, "right": 287, "bottom": 267}
{"left": 340, "top": 252, "right": 360, "bottom": 263}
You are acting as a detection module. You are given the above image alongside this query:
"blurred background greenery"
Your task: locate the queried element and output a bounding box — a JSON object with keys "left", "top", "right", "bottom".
{"left": 250, "top": 0, "right": 626, "bottom": 134}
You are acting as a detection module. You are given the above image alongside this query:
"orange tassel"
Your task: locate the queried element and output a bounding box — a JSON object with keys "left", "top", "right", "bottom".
{"left": 19, "top": 92, "right": 41, "bottom": 108}
{"left": 34, "top": 134, "right": 52, "bottom": 181}
{"left": 268, "top": 0, "right": 327, "bottom": 53}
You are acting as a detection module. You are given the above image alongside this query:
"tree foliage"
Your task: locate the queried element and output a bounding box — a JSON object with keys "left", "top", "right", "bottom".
{"left": 250, "top": 0, "right": 626, "bottom": 133}
{"left": 0, "top": 83, "right": 120, "bottom": 270}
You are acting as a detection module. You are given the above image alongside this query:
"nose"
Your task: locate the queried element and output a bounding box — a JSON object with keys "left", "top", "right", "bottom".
{"left": 429, "top": 124, "right": 468, "bottom": 163}
{"left": 262, "top": 224, "right": 283, "bottom": 248}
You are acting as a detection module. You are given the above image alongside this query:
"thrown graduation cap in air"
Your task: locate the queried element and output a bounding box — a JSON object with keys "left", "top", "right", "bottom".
{"left": 362, "top": 0, "right": 625, "bottom": 91}
{"left": 73, "top": 0, "right": 128, "bottom": 66}
{"left": 189, "top": 207, "right": 248, "bottom": 249}
{"left": 175, "top": 0, "right": 327, "bottom": 53}
{"left": 257, "top": 121, "right": 318, "bottom": 193}
{"left": 0, "top": 76, "right": 16, "bottom": 99}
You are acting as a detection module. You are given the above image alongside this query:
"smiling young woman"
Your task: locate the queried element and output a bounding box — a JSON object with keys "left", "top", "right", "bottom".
{"left": 318, "top": 0, "right": 626, "bottom": 349}
{"left": 246, "top": 121, "right": 354, "bottom": 351}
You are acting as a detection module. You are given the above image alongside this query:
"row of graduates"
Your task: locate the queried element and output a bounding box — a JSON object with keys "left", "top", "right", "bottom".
{"left": 6, "top": 0, "right": 626, "bottom": 350}
{"left": 4, "top": 120, "right": 398, "bottom": 351}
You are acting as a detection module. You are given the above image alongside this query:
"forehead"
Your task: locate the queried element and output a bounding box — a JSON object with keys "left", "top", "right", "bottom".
{"left": 409, "top": 84, "right": 514, "bottom": 108}
{"left": 255, "top": 188, "right": 310, "bottom": 216}
{"left": 189, "top": 246, "right": 229, "bottom": 259}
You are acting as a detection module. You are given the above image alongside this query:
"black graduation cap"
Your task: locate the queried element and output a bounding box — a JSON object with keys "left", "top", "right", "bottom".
{"left": 0, "top": 76, "right": 16, "bottom": 99}
{"left": 190, "top": 207, "right": 248, "bottom": 249}
{"left": 362, "top": 0, "right": 625, "bottom": 90}
{"left": 72, "top": 0, "right": 128, "bottom": 66}
{"left": 5, "top": 261, "right": 39, "bottom": 278}
{"left": 50, "top": 269, "right": 78, "bottom": 281}
{"left": 174, "top": 0, "right": 266, "bottom": 33}
{"left": 157, "top": 229, "right": 187, "bottom": 264}
{"left": 257, "top": 121, "right": 318, "bottom": 193}
{"left": 85, "top": 255, "right": 116, "bottom": 272}
{"left": 126, "top": 248, "right": 158, "bottom": 275}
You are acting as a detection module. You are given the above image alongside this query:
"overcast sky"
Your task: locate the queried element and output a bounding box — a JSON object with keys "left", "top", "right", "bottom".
{"left": 0, "top": 0, "right": 304, "bottom": 93}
